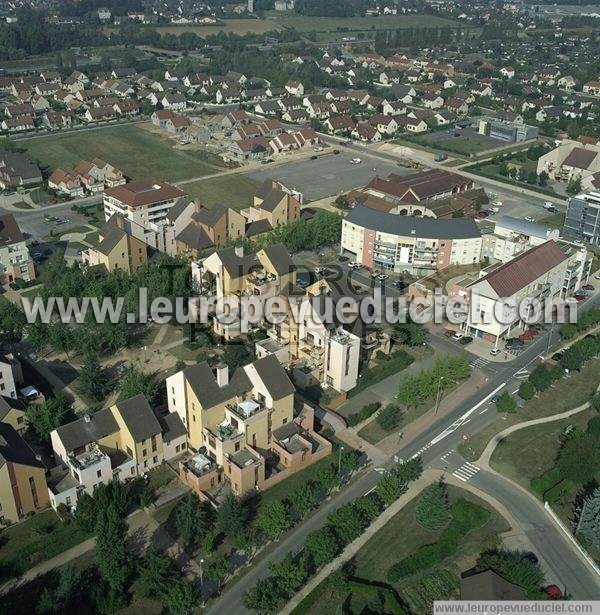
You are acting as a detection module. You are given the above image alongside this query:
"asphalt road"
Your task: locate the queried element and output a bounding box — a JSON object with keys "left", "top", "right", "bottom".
{"left": 209, "top": 293, "right": 600, "bottom": 614}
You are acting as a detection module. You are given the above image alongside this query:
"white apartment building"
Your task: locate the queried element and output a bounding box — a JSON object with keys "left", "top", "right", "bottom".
{"left": 341, "top": 204, "right": 482, "bottom": 275}
{"left": 480, "top": 215, "right": 560, "bottom": 264}
{"left": 103, "top": 178, "right": 187, "bottom": 228}
{"left": 0, "top": 214, "right": 35, "bottom": 284}
{"left": 460, "top": 241, "right": 589, "bottom": 346}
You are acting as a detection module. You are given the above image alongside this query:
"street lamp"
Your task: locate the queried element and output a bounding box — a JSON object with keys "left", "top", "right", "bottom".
{"left": 199, "top": 557, "right": 205, "bottom": 607}
{"left": 434, "top": 376, "right": 444, "bottom": 416}
{"left": 338, "top": 445, "right": 344, "bottom": 475}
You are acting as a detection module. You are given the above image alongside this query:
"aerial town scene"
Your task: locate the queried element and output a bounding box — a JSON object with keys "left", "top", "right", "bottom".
{"left": 0, "top": 0, "right": 599, "bottom": 613}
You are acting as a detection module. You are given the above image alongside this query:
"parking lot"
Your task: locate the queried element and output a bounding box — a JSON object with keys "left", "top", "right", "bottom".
{"left": 246, "top": 150, "right": 410, "bottom": 201}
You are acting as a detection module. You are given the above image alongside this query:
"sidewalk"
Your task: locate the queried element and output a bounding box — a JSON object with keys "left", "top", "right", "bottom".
{"left": 283, "top": 468, "right": 518, "bottom": 614}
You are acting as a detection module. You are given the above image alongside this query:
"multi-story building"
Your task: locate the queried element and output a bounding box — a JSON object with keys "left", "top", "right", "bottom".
{"left": 0, "top": 152, "right": 42, "bottom": 189}
{"left": 0, "top": 214, "right": 35, "bottom": 284}
{"left": 0, "top": 423, "right": 49, "bottom": 523}
{"left": 50, "top": 395, "right": 186, "bottom": 505}
{"left": 458, "top": 241, "right": 590, "bottom": 346}
{"left": 241, "top": 180, "right": 302, "bottom": 231}
{"left": 480, "top": 216, "right": 560, "bottom": 263}
{"left": 0, "top": 352, "right": 23, "bottom": 400}
{"left": 169, "top": 355, "right": 331, "bottom": 499}
{"left": 103, "top": 178, "right": 187, "bottom": 229}
{"left": 82, "top": 214, "right": 148, "bottom": 274}
{"left": 341, "top": 204, "right": 482, "bottom": 275}
{"left": 564, "top": 191, "right": 600, "bottom": 247}
{"left": 537, "top": 141, "right": 600, "bottom": 182}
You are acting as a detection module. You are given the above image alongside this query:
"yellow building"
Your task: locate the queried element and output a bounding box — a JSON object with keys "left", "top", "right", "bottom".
{"left": 83, "top": 214, "right": 148, "bottom": 274}
{"left": 0, "top": 396, "right": 27, "bottom": 433}
{"left": 241, "top": 180, "right": 301, "bottom": 230}
{"left": 0, "top": 423, "right": 49, "bottom": 523}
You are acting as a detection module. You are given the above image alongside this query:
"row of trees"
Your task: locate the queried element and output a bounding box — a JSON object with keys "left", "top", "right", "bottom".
{"left": 397, "top": 354, "right": 471, "bottom": 409}
{"left": 243, "top": 459, "right": 423, "bottom": 613}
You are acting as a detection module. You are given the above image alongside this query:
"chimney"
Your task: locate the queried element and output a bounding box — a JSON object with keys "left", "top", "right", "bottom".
{"left": 215, "top": 364, "right": 229, "bottom": 388}
{"left": 234, "top": 245, "right": 244, "bottom": 258}
{"left": 194, "top": 198, "right": 202, "bottom": 213}
{"left": 115, "top": 215, "right": 125, "bottom": 230}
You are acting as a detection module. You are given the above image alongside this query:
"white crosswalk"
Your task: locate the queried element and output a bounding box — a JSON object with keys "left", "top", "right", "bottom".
{"left": 452, "top": 462, "right": 480, "bottom": 483}
{"left": 470, "top": 358, "right": 490, "bottom": 369}
{"left": 410, "top": 442, "right": 433, "bottom": 460}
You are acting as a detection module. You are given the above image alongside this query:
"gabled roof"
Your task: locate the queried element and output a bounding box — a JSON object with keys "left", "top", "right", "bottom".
{"left": 252, "top": 354, "right": 295, "bottom": 401}
{"left": 55, "top": 408, "right": 119, "bottom": 453}
{"left": 0, "top": 396, "right": 25, "bottom": 421}
{"left": 0, "top": 214, "right": 25, "bottom": 247}
{"left": 562, "top": 147, "right": 598, "bottom": 170}
{"left": 0, "top": 423, "right": 45, "bottom": 469}
{"left": 104, "top": 178, "right": 186, "bottom": 207}
{"left": 114, "top": 394, "right": 161, "bottom": 442}
{"left": 261, "top": 244, "right": 295, "bottom": 276}
{"left": 470, "top": 241, "right": 568, "bottom": 298}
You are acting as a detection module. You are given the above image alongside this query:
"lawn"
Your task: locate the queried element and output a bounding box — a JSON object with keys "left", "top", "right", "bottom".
{"left": 150, "top": 18, "right": 283, "bottom": 37}
{"left": 414, "top": 133, "right": 493, "bottom": 156}
{"left": 292, "top": 485, "right": 509, "bottom": 615}
{"left": 540, "top": 211, "right": 566, "bottom": 230}
{"left": 460, "top": 358, "right": 600, "bottom": 462}
{"left": 21, "top": 124, "right": 224, "bottom": 182}
{"left": 357, "top": 417, "right": 394, "bottom": 445}
{"left": 490, "top": 407, "right": 595, "bottom": 490}
{"left": 11, "top": 201, "right": 33, "bottom": 210}
{"left": 182, "top": 173, "right": 261, "bottom": 210}
{"left": 0, "top": 509, "right": 91, "bottom": 582}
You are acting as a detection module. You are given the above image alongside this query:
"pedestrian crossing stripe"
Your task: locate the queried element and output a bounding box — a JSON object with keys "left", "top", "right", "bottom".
{"left": 410, "top": 442, "right": 433, "bottom": 459}
{"left": 451, "top": 462, "right": 480, "bottom": 482}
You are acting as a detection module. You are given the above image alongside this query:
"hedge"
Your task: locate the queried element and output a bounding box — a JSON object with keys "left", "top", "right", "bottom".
{"left": 387, "top": 499, "right": 490, "bottom": 581}
{"left": 347, "top": 580, "right": 409, "bottom": 615}
{"left": 530, "top": 467, "right": 562, "bottom": 496}
{"left": 544, "top": 479, "right": 574, "bottom": 504}
{"left": 347, "top": 402, "right": 381, "bottom": 427}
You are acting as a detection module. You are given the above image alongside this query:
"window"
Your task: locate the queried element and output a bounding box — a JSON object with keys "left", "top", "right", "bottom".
{"left": 143, "top": 460, "right": 148, "bottom": 468}
{"left": 29, "top": 476, "right": 39, "bottom": 508}
{"left": 126, "top": 446, "right": 133, "bottom": 457}
{"left": 151, "top": 435, "right": 157, "bottom": 452}
{"left": 153, "top": 456, "right": 158, "bottom": 464}
{"left": 130, "top": 466, "right": 135, "bottom": 475}
{"left": 96, "top": 470, "right": 102, "bottom": 478}
{"left": 142, "top": 448, "right": 147, "bottom": 457}
{"left": 17, "top": 416, "right": 24, "bottom": 425}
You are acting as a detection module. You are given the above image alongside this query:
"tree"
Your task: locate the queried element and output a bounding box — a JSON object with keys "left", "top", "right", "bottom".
{"left": 163, "top": 579, "right": 199, "bottom": 615}
{"left": 577, "top": 486, "right": 600, "bottom": 549}
{"left": 204, "top": 555, "right": 229, "bottom": 589}
{"left": 269, "top": 553, "right": 307, "bottom": 595}
{"left": 222, "top": 344, "right": 252, "bottom": 371}
{"left": 415, "top": 481, "right": 450, "bottom": 531}
{"left": 518, "top": 380, "right": 535, "bottom": 401}
{"left": 538, "top": 170, "right": 549, "bottom": 186}
{"left": 79, "top": 352, "right": 109, "bottom": 401}
{"left": 173, "top": 493, "right": 214, "bottom": 549}
{"left": 354, "top": 494, "right": 382, "bottom": 524}
{"left": 587, "top": 416, "right": 600, "bottom": 438}
{"left": 314, "top": 463, "right": 338, "bottom": 494}
{"left": 304, "top": 526, "right": 339, "bottom": 568}
{"left": 74, "top": 492, "right": 97, "bottom": 532}
{"left": 394, "top": 321, "right": 428, "bottom": 347}
{"left": 326, "top": 503, "right": 364, "bottom": 545}
{"left": 558, "top": 433, "right": 600, "bottom": 484}
{"left": 376, "top": 404, "right": 402, "bottom": 431}
{"left": 140, "top": 550, "right": 179, "bottom": 599}
{"left": 287, "top": 482, "right": 315, "bottom": 518}
{"left": 37, "top": 565, "right": 82, "bottom": 614}
{"left": 118, "top": 364, "right": 159, "bottom": 405}
{"left": 0, "top": 297, "right": 25, "bottom": 346}
{"left": 566, "top": 175, "right": 582, "bottom": 196}
{"left": 339, "top": 448, "right": 361, "bottom": 475}
{"left": 48, "top": 321, "right": 75, "bottom": 357}
{"left": 495, "top": 392, "right": 517, "bottom": 413}
{"left": 475, "top": 550, "right": 545, "bottom": 599}
{"left": 244, "top": 578, "right": 282, "bottom": 613}
{"left": 529, "top": 365, "right": 553, "bottom": 392}
{"left": 27, "top": 394, "right": 73, "bottom": 442}
{"left": 257, "top": 501, "right": 289, "bottom": 539}
{"left": 95, "top": 500, "right": 130, "bottom": 599}
{"left": 217, "top": 493, "right": 247, "bottom": 540}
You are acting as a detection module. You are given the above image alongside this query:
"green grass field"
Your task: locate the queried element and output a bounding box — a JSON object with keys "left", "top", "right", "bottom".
{"left": 182, "top": 173, "right": 261, "bottom": 209}
{"left": 460, "top": 358, "right": 600, "bottom": 462}
{"left": 21, "top": 124, "right": 225, "bottom": 182}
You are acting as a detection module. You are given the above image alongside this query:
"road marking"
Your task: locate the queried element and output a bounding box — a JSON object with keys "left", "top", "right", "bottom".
{"left": 429, "top": 382, "right": 506, "bottom": 445}
{"left": 511, "top": 389, "right": 519, "bottom": 394}
{"left": 479, "top": 407, "right": 489, "bottom": 415}
{"left": 452, "top": 462, "right": 481, "bottom": 483}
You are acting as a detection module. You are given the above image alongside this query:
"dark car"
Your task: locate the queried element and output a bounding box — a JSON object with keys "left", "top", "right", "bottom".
{"left": 333, "top": 149, "right": 340, "bottom": 154}
{"left": 506, "top": 338, "right": 525, "bottom": 348}
{"left": 9, "top": 282, "right": 19, "bottom": 290}
{"left": 459, "top": 336, "right": 473, "bottom": 345}
{"left": 310, "top": 155, "right": 318, "bottom": 160}
{"left": 338, "top": 255, "right": 349, "bottom": 262}
{"left": 582, "top": 284, "right": 594, "bottom": 291}
{"left": 551, "top": 352, "right": 563, "bottom": 362}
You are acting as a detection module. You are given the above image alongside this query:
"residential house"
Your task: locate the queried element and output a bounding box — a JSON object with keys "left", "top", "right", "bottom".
{"left": 241, "top": 180, "right": 301, "bottom": 229}
{"left": 0, "top": 152, "right": 41, "bottom": 189}
{"left": 48, "top": 168, "right": 85, "bottom": 197}
{"left": 0, "top": 352, "right": 23, "bottom": 400}
{"left": 285, "top": 80, "right": 304, "bottom": 97}
{"left": 0, "top": 423, "right": 49, "bottom": 522}
{"left": 368, "top": 114, "right": 397, "bottom": 135}
{"left": 323, "top": 114, "right": 355, "bottom": 135}
{"left": 352, "top": 122, "right": 382, "bottom": 142}
{"left": 1, "top": 115, "right": 35, "bottom": 132}
{"left": 161, "top": 94, "right": 187, "bottom": 111}
{"left": 422, "top": 93, "right": 444, "bottom": 109}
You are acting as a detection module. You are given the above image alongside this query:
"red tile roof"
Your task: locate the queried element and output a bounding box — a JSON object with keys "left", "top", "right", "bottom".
{"left": 104, "top": 178, "right": 186, "bottom": 207}
{"left": 472, "top": 241, "right": 568, "bottom": 298}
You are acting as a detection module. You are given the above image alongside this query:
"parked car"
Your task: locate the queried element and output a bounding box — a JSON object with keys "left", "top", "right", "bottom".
{"left": 452, "top": 332, "right": 464, "bottom": 341}
{"left": 310, "top": 155, "right": 318, "bottom": 160}
{"left": 313, "top": 146, "right": 323, "bottom": 152}
{"left": 490, "top": 348, "right": 501, "bottom": 356}
{"left": 525, "top": 216, "right": 536, "bottom": 222}
{"left": 506, "top": 338, "right": 525, "bottom": 348}
{"left": 378, "top": 274, "right": 388, "bottom": 281}
{"left": 459, "top": 336, "right": 473, "bottom": 345}
{"left": 333, "top": 149, "right": 340, "bottom": 154}
{"left": 338, "top": 255, "right": 349, "bottom": 262}
{"left": 551, "top": 352, "right": 563, "bottom": 362}
{"left": 582, "top": 284, "right": 594, "bottom": 291}
{"left": 350, "top": 158, "right": 362, "bottom": 164}
{"left": 573, "top": 293, "right": 587, "bottom": 302}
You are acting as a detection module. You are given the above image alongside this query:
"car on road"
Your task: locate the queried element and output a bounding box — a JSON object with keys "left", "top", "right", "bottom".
{"left": 377, "top": 274, "right": 388, "bottom": 281}
{"left": 582, "top": 284, "right": 594, "bottom": 291}
{"left": 475, "top": 211, "right": 489, "bottom": 219}
{"left": 551, "top": 352, "right": 563, "bottom": 362}
{"left": 333, "top": 149, "right": 340, "bottom": 154}
{"left": 348, "top": 261, "right": 362, "bottom": 269}
{"left": 350, "top": 158, "right": 362, "bottom": 164}
{"left": 490, "top": 348, "right": 501, "bottom": 356}
{"left": 491, "top": 394, "right": 502, "bottom": 404}
{"left": 313, "top": 146, "right": 323, "bottom": 152}
{"left": 452, "top": 332, "right": 464, "bottom": 341}
{"left": 338, "top": 255, "right": 349, "bottom": 262}
{"left": 459, "top": 336, "right": 473, "bottom": 345}
{"left": 310, "top": 155, "right": 318, "bottom": 160}
{"left": 505, "top": 338, "right": 525, "bottom": 348}
{"left": 525, "top": 216, "right": 536, "bottom": 222}
{"left": 371, "top": 270, "right": 381, "bottom": 279}
{"left": 9, "top": 282, "right": 19, "bottom": 290}
{"left": 488, "top": 206, "right": 500, "bottom": 214}
{"left": 342, "top": 140, "right": 352, "bottom": 146}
